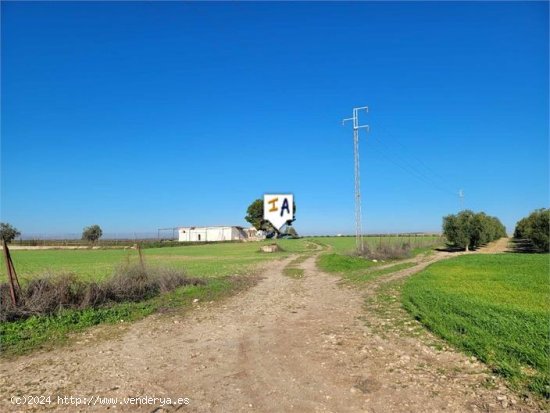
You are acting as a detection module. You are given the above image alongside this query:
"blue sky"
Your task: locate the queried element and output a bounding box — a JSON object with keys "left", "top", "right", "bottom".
{"left": 1, "top": 1, "right": 548, "bottom": 236}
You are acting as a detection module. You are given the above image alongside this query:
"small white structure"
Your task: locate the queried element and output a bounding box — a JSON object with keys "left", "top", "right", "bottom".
{"left": 178, "top": 226, "right": 247, "bottom": 242}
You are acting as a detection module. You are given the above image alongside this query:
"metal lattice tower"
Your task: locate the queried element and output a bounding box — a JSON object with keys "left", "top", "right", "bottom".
{"left": 343, "top": 106, "right": 369, "bottom": 252}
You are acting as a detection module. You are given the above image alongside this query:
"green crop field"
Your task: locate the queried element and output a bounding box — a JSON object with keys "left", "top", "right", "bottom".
{"left": 402, "top": 253, "right": 550, "bottom": 398}
{"left": 2, "top": 239, "right": 315, "bottom": 283}
{"left": 306, "top": 235, "right": 442, "bottom": 255}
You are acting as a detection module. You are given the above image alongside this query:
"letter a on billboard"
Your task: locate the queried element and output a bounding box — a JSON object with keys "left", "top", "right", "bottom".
{"left": 263, "top": 194, "right": 294, "bottom": 231}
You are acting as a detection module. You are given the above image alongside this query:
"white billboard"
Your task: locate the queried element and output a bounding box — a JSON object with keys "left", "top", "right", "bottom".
{"left": 263, "top": 194, "right": 294, "bottom": 231}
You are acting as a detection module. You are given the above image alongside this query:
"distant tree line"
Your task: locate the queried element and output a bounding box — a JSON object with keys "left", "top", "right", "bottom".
{"left": 442, "top": 210, "right": 506, "bottom": 251}
{"left": 513, "top": 208, "right": 549, "bottom": 252}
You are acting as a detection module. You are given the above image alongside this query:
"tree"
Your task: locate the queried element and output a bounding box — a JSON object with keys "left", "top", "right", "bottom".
{"left": 443, "top": 211, "right": 473, "bottom": 251}
{"left": 528, "top": 209, "right": 549, "bottom": 252}
{"left": 0, "top": 222, "right": 21, "bottom": 243}
{"left": 514, "top": 208, "right": 549, "bottom": 252}
{"left": 245, "top": 198, "right": 297, "bottom": 231}
{"left": 443, "top": 210, "right": 506, "bottom": 251}
{"left": 513, "top": 217, "right": 529, "bottom": 239}
{"left": 82, "top": 225, "right": 103, "bottom": 244}
{"left": 245, "top": 199, "right": 264, "bottom": 230}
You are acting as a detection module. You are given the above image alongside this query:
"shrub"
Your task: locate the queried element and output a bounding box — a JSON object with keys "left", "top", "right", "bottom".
{"left": 0, "top": 265, "right": 205, "bottom": 322}
{"left": 24, "top": 274, "right": 86, "bottom": 314}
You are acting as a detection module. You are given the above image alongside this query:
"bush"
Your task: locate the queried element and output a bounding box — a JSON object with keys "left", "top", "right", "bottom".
{"left": 0, "top": 265, "right": 205, "bottom": 322}
{"left": 443, "top": 210, "right": 506, "bottom": 251}
{"left": 514, "top": 208, "right": 550, "bottom": 252}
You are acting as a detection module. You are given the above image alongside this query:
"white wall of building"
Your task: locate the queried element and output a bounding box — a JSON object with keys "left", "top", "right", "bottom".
{"left": 178, "top": 226, "right": 246, "bottom": 242}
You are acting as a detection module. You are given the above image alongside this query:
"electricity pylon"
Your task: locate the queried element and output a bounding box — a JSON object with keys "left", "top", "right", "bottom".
{"left": 343, "top": 106, "right": 369, "bottom": 252}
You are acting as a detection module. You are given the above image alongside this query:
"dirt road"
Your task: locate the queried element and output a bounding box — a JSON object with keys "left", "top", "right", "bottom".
{"left": 0, "top": 239, "right": 542, "bottom": 412}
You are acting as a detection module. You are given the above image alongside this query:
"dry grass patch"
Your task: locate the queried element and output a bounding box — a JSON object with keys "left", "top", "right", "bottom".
{"left": 0, "top": 264, "right": 204, "bottom": 322}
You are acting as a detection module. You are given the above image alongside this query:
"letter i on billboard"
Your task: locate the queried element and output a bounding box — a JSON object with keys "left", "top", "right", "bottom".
{"left": 264, "top": 194, "right": 294, "bottom": 230}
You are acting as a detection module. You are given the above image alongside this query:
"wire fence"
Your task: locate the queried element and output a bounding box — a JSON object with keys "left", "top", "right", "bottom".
{"left": 11, "top": 232, "right": 443, "bottom": 248}
{"left": 13, "top": 232, "right": 170, "bottom": 247}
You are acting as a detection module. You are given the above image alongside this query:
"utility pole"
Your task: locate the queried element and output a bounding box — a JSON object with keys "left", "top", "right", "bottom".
{"left": 458, "top": 189, "right": 464, "bottom": 211}
{"left": 343, "top": 106, "right": 369, "bottom": 253}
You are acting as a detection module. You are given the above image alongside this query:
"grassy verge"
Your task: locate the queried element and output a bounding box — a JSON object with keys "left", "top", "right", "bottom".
{"left": 0, "top": 275, "right": 252, "bottom": 357}
{"left": 346, "top": 262, "right": 416, "bottom": 283}
{"left": 317, "top": 253, "right": 419, "bottom": 284}
{"left": 402, "top": 254, "right": 550, "bottom": 399}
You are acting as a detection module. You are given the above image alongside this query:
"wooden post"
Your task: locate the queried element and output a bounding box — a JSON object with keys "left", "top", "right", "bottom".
{"left": 2, "top": 239, "right": 20, "bottom": 306}
{"left": 137, "top": 243, "right": 145, "bottom": 270}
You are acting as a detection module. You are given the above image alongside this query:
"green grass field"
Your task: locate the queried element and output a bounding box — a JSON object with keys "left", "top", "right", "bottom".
{"left": 402, "top": 254, "right": 550, "bottom": 398}
{"left": 306, "top": 235, "right": 442, "bottom": 255}
{"left": 2, "top": 239, "right": 315, "bottom": 283}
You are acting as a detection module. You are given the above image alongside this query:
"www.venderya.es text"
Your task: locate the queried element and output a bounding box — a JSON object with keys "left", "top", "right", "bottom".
{"left": 10, "top": 395, "right": 190, "bottom": 407}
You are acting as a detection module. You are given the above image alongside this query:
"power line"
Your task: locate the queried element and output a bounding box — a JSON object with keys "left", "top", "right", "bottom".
{"left": 371, "top": 122, "right": 458, "bottom": 193}
{"left": 376, "top": 127, "right": 452, "bottom": 186}
{"left": 368, "top": 138, "right": 457, "bottom": 197}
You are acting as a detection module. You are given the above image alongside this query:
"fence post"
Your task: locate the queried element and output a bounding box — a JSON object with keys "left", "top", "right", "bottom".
{"left": 2, "top": 239, "right": 21, "bottom": 306}
{"left": 137, "top": 243, "right": 145, "bottom": 271}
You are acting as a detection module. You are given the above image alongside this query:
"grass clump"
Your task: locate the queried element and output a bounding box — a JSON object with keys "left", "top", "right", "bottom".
{"left": 283, "top": 267, "right": 305, "bottom": 279}
{"left": 282, "top": 255, "right": 310, "bottom": 279}
{"left": 317, "top": 253, "right": 377, "bottom": 273}
{"left": 402, "top": 253, "right": 550, "bottom": 399}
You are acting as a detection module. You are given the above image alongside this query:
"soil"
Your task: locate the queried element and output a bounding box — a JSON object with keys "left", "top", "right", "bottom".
{"left": 475, "top": 237, "right": 511, "bottom": 254}
{"left": 0, "top": 238, "right": 545, "bottom": 412}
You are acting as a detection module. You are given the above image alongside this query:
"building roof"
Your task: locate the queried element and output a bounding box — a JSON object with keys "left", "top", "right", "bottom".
{"left": 177, "top": 226, "right": 244, "bottom": 230}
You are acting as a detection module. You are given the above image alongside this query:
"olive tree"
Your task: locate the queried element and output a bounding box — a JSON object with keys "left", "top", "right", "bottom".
{"left": 443, "top": 210, "right": 506, "bottom": 251}
{"left": 0, "top": 222, "right": 21, "bottom": 243}
{"left": 514, "top": 208, "right": 549, "bottom": 252}
{"left": 82, "top": 225, "right": 103, "bottom": 244}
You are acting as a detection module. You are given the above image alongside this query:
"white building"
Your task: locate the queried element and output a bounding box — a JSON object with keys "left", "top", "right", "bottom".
{"left": 178, "top": 226, "right": 248, "bottom": 242}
